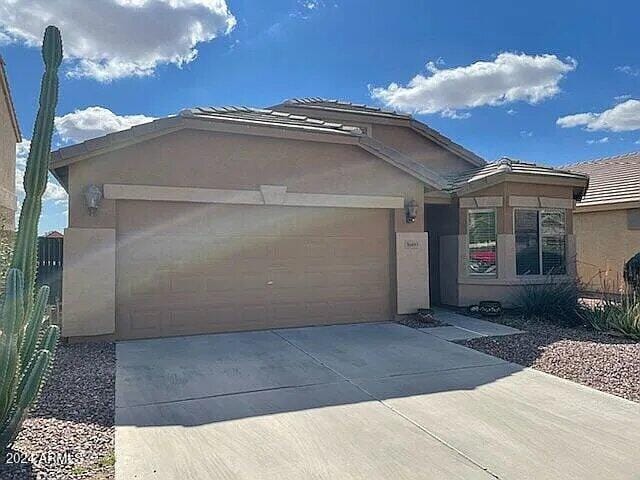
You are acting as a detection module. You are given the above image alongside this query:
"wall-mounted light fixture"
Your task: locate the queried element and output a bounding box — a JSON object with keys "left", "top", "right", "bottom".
{"left": 405, "top": 199, "right": 418, "bottom": 223}
{"left": 84, "top": 184, "right": 103, "bottom": 216}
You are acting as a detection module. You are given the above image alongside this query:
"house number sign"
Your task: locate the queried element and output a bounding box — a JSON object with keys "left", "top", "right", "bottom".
{"left": 404, "top": 240, "right": 420, "bottom": 249}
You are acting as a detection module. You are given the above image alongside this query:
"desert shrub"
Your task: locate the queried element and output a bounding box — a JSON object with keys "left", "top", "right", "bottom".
{"left": 624, "top": 252, "right": 640, "bottom": 295}
{"left": 582, "top": 293, "right": 640, "bottom": 340}
{"left": 513, "top": 277, "right": 584, "bottom": 327}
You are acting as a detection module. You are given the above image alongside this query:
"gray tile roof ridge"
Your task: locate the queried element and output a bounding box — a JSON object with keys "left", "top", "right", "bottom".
{"left": 180, "top": 105, "right": 362, "bottom": 134}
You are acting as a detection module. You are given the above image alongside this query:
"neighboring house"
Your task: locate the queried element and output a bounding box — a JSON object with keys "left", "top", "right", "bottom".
{"left": 44, "top": 230, "right": 64, "bottom": 238}
{"left": 565, "top": 152, "right": 640, "bottom": 292}
{"left": 50, "top": 98, "right": 588, "bottom": 340}
{"left": 0, "top": 56, "right": 21, "bottom": 230}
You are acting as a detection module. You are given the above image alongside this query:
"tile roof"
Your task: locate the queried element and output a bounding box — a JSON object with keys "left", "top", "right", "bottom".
{"left": 180, "top": 106, "right": 363, "bottom": 135}
{"left": 446, "top": 157, "right": 588, "bottom": 193}
{"left": 282, "top": 97, "right": 411, "bottom": 119}
{"left": 564, "top": 152, "right": 640, "bottom": 207}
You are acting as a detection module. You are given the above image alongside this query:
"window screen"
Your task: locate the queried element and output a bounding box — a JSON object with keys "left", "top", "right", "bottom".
{"left": 515, "top": 210, "right": 540, "bottom": 275}
{"left": 468, "top": 210, "right": 497, "bottom": 275}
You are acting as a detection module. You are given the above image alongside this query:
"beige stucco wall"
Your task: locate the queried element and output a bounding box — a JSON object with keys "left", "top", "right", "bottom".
{"left": 0, "top": 77, "right": 16, "bottom": 229}
{"left": 62, "top": 228, "right": 116, "bottom": 337}
{"left": 371, "top": 124, "right": 472, "bottom": 175}
{"left": 574, "top": 209, "right": 640, "bottom": 292}
{"left": 64, "top": 128, "right": 428, "bottom": 336}
{"left": 396, "top": 232, "right": 429, "bottom": 313}
{"left": 439, "top": 182, "right": 578, "bottom": 307}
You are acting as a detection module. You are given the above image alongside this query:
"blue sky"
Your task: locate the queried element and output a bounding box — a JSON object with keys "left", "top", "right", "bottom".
{"left": 1, "top": 0, "right": 639, "bottom": 233}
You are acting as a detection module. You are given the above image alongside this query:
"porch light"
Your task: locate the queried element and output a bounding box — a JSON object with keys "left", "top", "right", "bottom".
{"left": 84, "top": 184, "right": 103, "bottom": 216}
{"left": 406, "top": 199, "right": 418, "bottom": 223}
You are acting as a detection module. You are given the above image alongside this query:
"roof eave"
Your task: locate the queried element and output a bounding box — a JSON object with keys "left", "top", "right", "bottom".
{"left": 452, "top": 171, "right": 589, "bottom": 197}
{"left": 0, "top": 57, "right": 22, "bottom": 142}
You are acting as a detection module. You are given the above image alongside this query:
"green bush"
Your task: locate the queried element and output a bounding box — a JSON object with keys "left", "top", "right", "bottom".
{"left": 513, "top": 277, "right": 584, "bottom": 327}
{"left": 582, "top": 294, "right": 640, "bottom": 340}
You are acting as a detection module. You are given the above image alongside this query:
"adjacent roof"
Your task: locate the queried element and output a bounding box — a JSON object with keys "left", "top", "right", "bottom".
{"left": 275, "top": 97, "right": 485, "bottom": 167}
{"left": 0, "top": 56, "right": 21, "bottom": 142}
{"left": 446, "top": 157, "right": 589, "bottom": 194}
{"left": 564, "top": 152, "right": 640, "bottom": 208}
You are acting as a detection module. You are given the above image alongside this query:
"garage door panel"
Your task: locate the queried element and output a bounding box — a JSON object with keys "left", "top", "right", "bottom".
{"left": 116, "top": 202, "right": 392, "bottom": 339}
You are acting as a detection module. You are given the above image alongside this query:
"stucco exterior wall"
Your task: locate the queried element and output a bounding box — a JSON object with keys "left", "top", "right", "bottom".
{"left": 0, "top": 77, "right": 16, "bottom": 229}
{"left": 64, "top": 128, "right": 428, "bottom": 337}
{"left": 370, "top": 124, "right": 472, "bottom": 175}
{"left": 574, "top": 209, "right": 640, "bottom": 292}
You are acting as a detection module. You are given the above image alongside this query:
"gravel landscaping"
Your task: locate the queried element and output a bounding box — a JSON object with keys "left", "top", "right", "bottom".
{"left": 396, "top": 312, "right": 450, "bottom": 329}
{"left": 0, "top": 342, "right": 115, "bottom": 480}
{"left": 461, "top": 315, "right": 640, "bottom": 403}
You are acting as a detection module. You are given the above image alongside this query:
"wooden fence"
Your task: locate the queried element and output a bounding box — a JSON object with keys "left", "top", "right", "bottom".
{"left": 37, "top": 236, "right": 63, "bottom": 304}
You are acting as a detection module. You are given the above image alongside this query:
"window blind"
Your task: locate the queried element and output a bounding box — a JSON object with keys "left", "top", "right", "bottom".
{"left": 515, "top": 210, "right": 540, "bottom": 275}
{"left": 468, "top": 210, "right": 497, "bottom": 275}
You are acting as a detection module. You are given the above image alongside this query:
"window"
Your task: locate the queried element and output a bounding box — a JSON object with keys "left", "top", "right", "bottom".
{"left": 515, "top": 209, "right": 566, "bottom": 275}
{"left": 468, "top": 210, "right": 497, "bottom": 275}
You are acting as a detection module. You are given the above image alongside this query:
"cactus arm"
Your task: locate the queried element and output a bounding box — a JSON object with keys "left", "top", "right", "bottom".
{"left": 0, "top": 269, "right": 25, "bottom": 422}
{"left": 19, "top": 285, "right": 49, "bottom": 369}
{"left": 0, "top": 350, "right": 51, "bottom": 447}
{"left": 10, "top": 26, "right": 63, "bottom": 309}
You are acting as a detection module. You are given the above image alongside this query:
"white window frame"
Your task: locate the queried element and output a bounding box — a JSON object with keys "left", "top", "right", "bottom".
{"left": 467, "top": 208, "right": 498, "bottom": 276}
{"left": 514, "top": 208, "right": 566, "bottom": 276}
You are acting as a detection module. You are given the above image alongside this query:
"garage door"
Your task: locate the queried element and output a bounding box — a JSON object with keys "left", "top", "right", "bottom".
{"left": 116, "top": 201, "right": 393, "bottom": 339}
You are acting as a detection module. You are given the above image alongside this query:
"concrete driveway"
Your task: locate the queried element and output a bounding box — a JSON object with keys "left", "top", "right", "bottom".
{"left": 116, "top": 322, "right": 640, "bottom": 480}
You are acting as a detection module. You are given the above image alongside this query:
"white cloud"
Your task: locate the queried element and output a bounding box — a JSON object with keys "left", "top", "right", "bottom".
{"left": 586, "top": 137, "right": 609, "bottom": 144}
{"left": 520, "top": 130, "right": 533, "bottom": 137}
{"left": 0, "top": 0, "right": 236, "bottom": 82}
{"left": 55, "top": 106, "right": 156, "bottom": 143}
{"left": 370, "top": 52, "right": 576, "bottom": 117}
{"left": 557, "top": 99, "right": 640, "bottom": 132}
{"left": 615, "top": 94, "right": 632, "bottom": 101}
{"left": 616, "top": 65, "right": 640, "bottom": 77}
{"left": 507, "top": 109, "right": 517, "bottom": 115}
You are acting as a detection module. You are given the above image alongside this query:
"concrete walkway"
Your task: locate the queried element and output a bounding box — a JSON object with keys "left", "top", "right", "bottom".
{"left": 116, "top": 322, "right": 640, "bottom": 480}
{"left": 421, "top": 309, "right": 523, "bottom": 341}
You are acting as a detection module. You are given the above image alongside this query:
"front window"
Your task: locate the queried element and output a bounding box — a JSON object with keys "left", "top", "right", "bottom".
{"left": 468, "top": 209, "right": 497, "bottom": 275}
{"left": 515, "top": 209, "right": 566, "bottom": 275}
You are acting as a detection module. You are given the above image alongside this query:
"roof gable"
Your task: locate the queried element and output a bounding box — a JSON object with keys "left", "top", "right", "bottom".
{"left": 273, "top": 97, "right": 485, "bottom": 168}
{"left": 50, "top": 105, "right": 449, "bottom": 191}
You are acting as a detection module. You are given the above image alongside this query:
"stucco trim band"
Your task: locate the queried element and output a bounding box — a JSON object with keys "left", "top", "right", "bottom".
{"left": 103, "top": 184, "right": 405, "bottom": 209}
{"left": 509, "top": 196, "right": 574, "bottom": 209}
{"left": 458, "top": 196, "right": 503, "bottom": 209}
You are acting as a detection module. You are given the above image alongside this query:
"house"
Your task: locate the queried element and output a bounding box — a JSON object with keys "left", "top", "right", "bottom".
{"left": 565, "top": 152, "right": 640, "bottom": 292}
{"left": 0, "top": 56, "right": 21, "bottom": 230}
{"left": 44, "top": 230, "right": 64, "bottom": 238}
{"left": 50, "top": 98, "right": 588, "bottom": 340}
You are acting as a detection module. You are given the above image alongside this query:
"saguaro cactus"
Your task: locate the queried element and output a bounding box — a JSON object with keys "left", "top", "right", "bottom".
{"left": 0, "top": 26, "right": 62, "bottom": 453}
